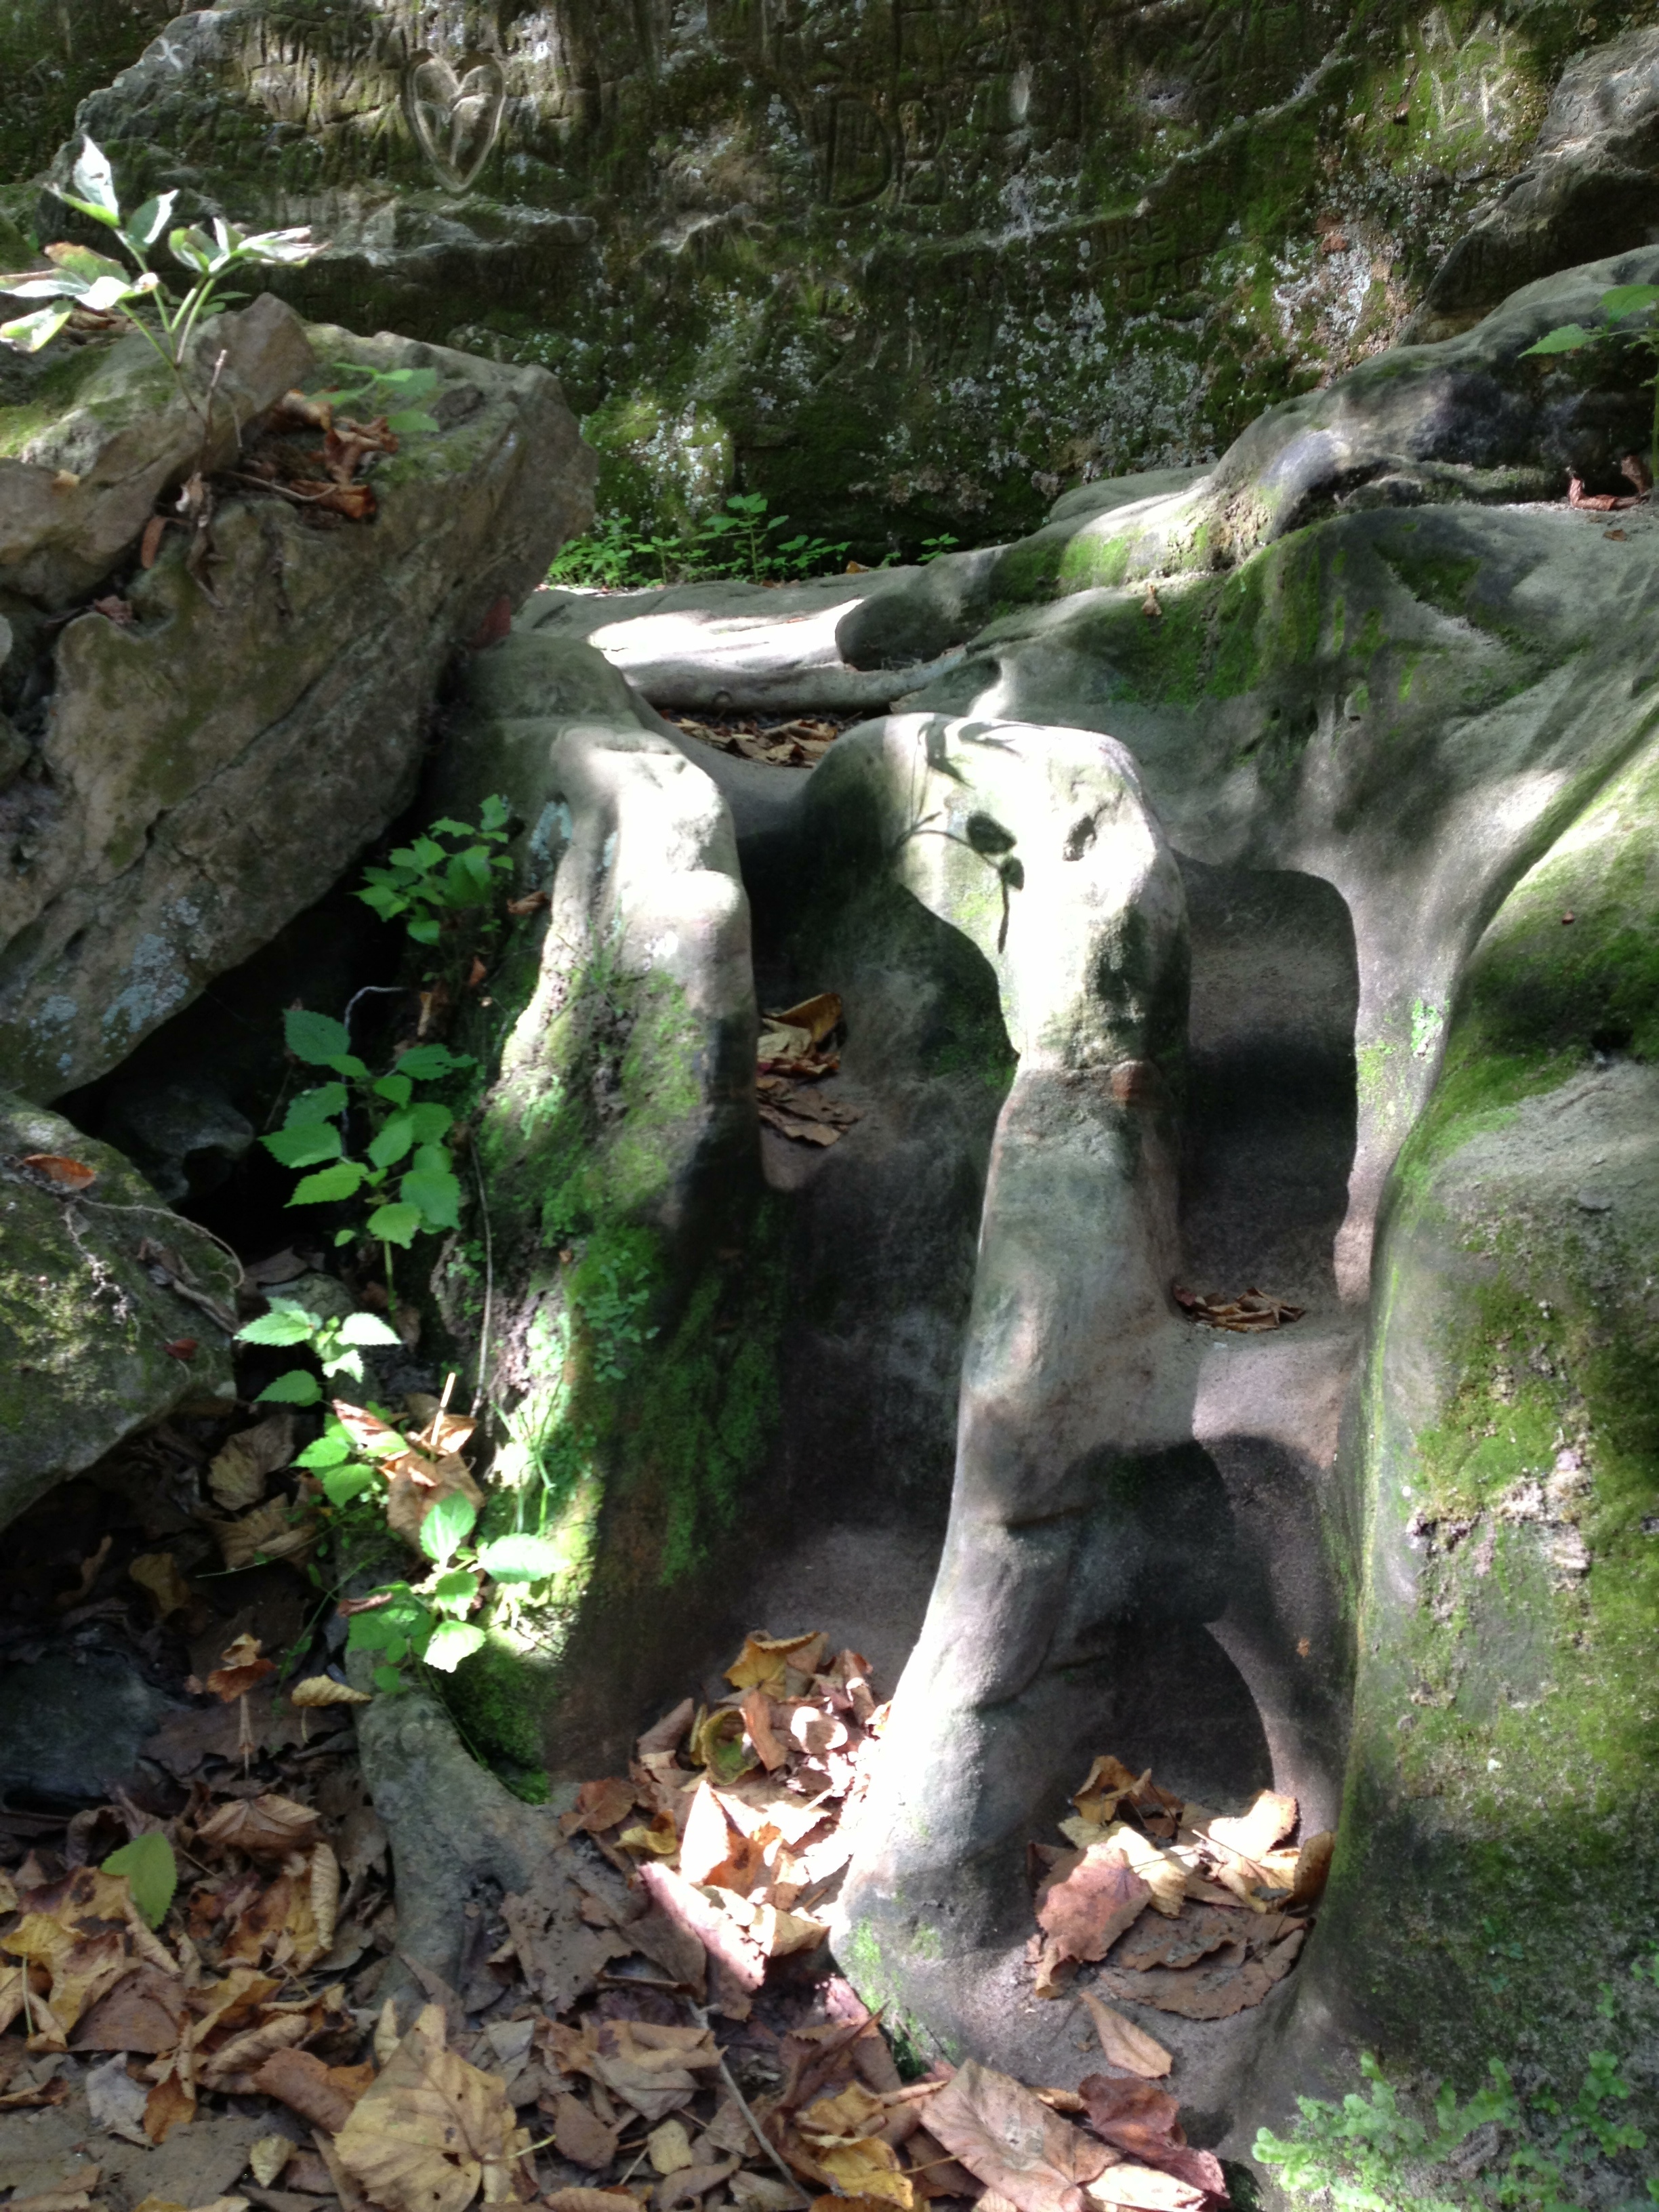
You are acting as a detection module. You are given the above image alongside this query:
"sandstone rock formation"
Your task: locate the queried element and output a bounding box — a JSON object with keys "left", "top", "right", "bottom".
{"left": 28, "top": 2, "right": 1644, "bottom": 549}
{"left": 0, "top": 300, "right": 593, "bottom": 1100}
{"left": 0, "top": 1087, "right": 237, "bottom": 1522}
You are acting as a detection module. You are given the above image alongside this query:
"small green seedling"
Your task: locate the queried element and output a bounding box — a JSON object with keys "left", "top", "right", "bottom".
{"left": 234, "top": 1298, "right": 405, "bottom": 1407}
{"left": 357, "top": 795, "right": 513, "bottom": 946}
{"left": 0, "top": 136, "right": 318, "bottom": 385}
{"left": 1523, "top": 283, "right": 1659, "bottom": 493}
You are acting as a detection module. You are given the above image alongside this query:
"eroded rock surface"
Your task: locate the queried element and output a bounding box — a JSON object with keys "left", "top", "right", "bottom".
{"left": 0, "top": 309, "right": 593, "bottom": 1099}
{"left": 0, "top": 1087, "right": 236, "bottom": 1522}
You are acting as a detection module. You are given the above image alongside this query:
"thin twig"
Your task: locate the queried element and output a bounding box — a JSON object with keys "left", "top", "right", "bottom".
{"left": 468, "top": 1141, "right": 495, "bottom": 1419}
{"left": 689, "top": 2002, "right": 808, "bottom": 2206}
{"left": 78, "top": 1197, "right": 245, "bottom": 1293}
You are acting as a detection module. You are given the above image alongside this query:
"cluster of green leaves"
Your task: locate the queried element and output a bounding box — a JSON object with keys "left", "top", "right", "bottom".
{"left": 577, "top": 1252, "right": 659, "bottom": 1383}
{"left": 262, "top": 1005, "right": 470, "bottom": 1256}
{"left": 548, "top": 493, "right": 853, "bottom": 590}
{"left": 342, "top": 1492, "right": 563, "bottom": 1684}
{"left": 313, "top": 361, "right": 441, "bottom": 438}
{"left": 1523, "top": 283, "right": 1659, "bottom": 487}
{"left": 0, "top": 136, "right": 316, "bottom": 368}
{"left": 356, "top": 794, "right": 512, "bottom": 947}
{"left": 1256, "top": 1979, "right": 1659, "bottom": 2212}
{"left": 234, "top": 1297, "right": 404, "bottom": 1409}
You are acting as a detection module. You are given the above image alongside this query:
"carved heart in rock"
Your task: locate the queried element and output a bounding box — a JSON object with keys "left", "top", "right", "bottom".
{"left": 404, "top": 49, "right": 506, "bottom": 192}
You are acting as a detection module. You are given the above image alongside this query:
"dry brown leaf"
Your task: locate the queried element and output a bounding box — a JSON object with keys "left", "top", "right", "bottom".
{"left": 310, "top": 1843, "right": 340, "bottom": 1958}
{"left": 1094, "top": 1827, "right": 1186, "bottom": 1920}
{"left": 384, "top": 1450, "right": 484, "bottom": 1551}
{"left": 200, "top": 2013, "right": 310, "bottom": 2085}
{"left": 549, "top": 2093, "right": 619, "bottom": 2171}
{"left": 209, "top": 1414, "right": 295, "bottom": 1512}
{"left": 1206, "top": 1792, "right": 1297, "bottom": 1863}
{"left": 647, "top": 2119, "right": 695, "bottom": 2174}
{"left": 638, "top": 1862, "right": 766, "bottom": 2005}
{"left": 1290, "top": 1831, "right": 1334, "bottom": 1904}
{"left": 559, "top": 1778, "right": 636, "bottom": 1838}
{"left": 1038, "top": 1847, "right": 1151, "bottom": 1964}
{"left": 336, "top": 2002, "right": 520, "bottom": 2212}
{"left": 1078, "top": 1994, "right": 1170, "bottom": 2081}
{"left": 1108, "top": 1909, "right": 1235, "bottom": 1975}
{"left": 924, "top": 2060, "right": 1111, "bottom": 2212}
{"left": 144, "top": 2066, "right": 194, "bottom": 2144}
{"left": 1076, "top": 2078, "right": 1225, "bottom": 2205}
{"left": 584, "top": 2015, "right": 722, "bottom": 2122}
{"left": 71, "top": 1965, "right": 188, "bottom": 2054}
{"left": 2, "top": 1868, "right": 144, "bottom": 2036}
{"left": 542, "top": 2196, "right": 638, "bottom": 2212}
{"left": 18, "top": 1153, "right": 97, "bottom": 1191}
{"left": 210, "top": 1499, "right": 316, "bottom": 1572}
{"left": 768, "top": 994, "right": 843, "bottom": 1045}
{"left": 815, "top": 2139, "right": 911, "bottom": 2209}
{"left": 291, "top": 1675, "right": 372, "bottom": 1708}
{"left": 727, "top": 1631, "right": 830, "bottom": 1696}
{"left": 247, "top": 2137, "right": 294, "bottom": 2188}
{"left": 251, "top": 2047, "right": 363, "bottom": 2133}
{"left": 196, "top": 1794, "right": 319, "bottom": 1861}
{"left": 129, "top": 1553, "right": 193, "bottom": 1621}
{"left": 1084, "top": 2168, "right": 1205, "bottom": 2211}
{"left": 658, "top": 2157, "right": 740, "bottom": 2212}
{"left": 638, "top": 1698, "right": 695, "bottom": 1757}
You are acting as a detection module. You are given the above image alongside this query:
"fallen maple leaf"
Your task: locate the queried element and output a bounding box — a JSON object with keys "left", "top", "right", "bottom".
{"left": 1078, "top": 1994, "right": 1170, "bottom": 2080}
{"left": 925, "top": 2061, "right": 1113, "bottom": 2212}
{"left": 558, "top": 1778, "right": 636, "bottom": 1838}
{"left": 336, "top": 2002, "right": 521, "bottom": 2212}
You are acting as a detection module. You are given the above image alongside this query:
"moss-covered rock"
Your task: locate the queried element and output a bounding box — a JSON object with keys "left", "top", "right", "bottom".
{"left": 44, "top": 3, "right": 1659, "bottom": 552}
{"left": 0, "top": 1086, "right": 236, "bottom": 1525}
{"left": 0, "top": 312, "right": 592, "bottom": 1101}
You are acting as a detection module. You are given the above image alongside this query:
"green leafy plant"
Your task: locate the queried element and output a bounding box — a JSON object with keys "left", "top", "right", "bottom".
{"left": 547, "top": 495, "right": 851, "bottom": 590}
{"left": 312, "top": 361, "right": 441, "bottom": 436}
{"left": 1256, "top": 2003, "right": 1658, "bottom": 2212}
{"left": 234, "top": 1297, "right": 405, "bottom": 1408}
{"left": 1522, "top": 283, "right": 1659, "bottom": 489}
{"left": 918, "top": 531, "right": 961, "bottom": 562}
{"left": 0, "top": 136, "right": 318, "bottom": 380}
{"left": 102, "top": 1831, "right": 178, "bottom": 1930}
{"left": 356, "top": 795, "right": 512, "bottom": 947}
{"left": 575, "top": 1252, "right": 659, "bottom": 1383}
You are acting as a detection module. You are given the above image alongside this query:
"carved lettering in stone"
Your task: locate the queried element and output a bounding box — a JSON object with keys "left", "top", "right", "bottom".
{"left": 404, "top": 48, "right": 506, "bottom": 190}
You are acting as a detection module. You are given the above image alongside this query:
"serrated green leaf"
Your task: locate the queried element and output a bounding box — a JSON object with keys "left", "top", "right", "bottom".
{"left": 402, "top": 1149, "right": 461, "bottom": 1231}
{"left": 423, "top": 1620, "right": 486, "bottom": 1672}
{"left": 102, "top": 1832, "right": 176, "bottom": 1929}
{"left": 294, "top": 1430, "right": 352, "bottom": 1469}
{"left": 235, "top": 1302, "right": 320, "bottom": 1347}
{"left": 264, "top": 1120, "right": 344, "bottom": 1169}
{"left": 1521, "top": 323, "right": 1595, "bottom": 356}
{"left": 419, "top": 1490, "right": 478, "bottom": 1566}
{"left": 394, "top": 1044, "right": 462, "bottom": 1079}
{"left": 1601, "top": 283, "right": 1659, "bottom": 321}
{"left": 337, "top": 1311, "right": 403, "bottom": 1348}
{"left": 285, "top": 1006, "right": 352, "bottom": 1064}
{"left": 325, "top": 1053, "right": 369, "bottom": 1080}
{"left": 408, "top": 1101, "right": 453, "bottom": 1143}
{"left": 287, "top": 1082, "right": 348, "bottom": 1126}
{"left": 368, "top": 1113, "right": 416, "bottom": 1170}
{"left": 373, "top": 1664, "right": 405, "bottom": 1694}
{"left": 431, "top": 1568, "right": 480, "bottom": 1615}
{"left": 290, "top": 1160, "right": 367, "bottom": 1205}
{"left": 321, "top": 1463, "right": 379, "bottom": 1507}
{"left": 408, "top": 917, "right": 441, "bottom": 945}
{"left": 373, "top": 1074, "right": 413, "bottom": 1108}
{"left": 475, "top": 1534, "right": 562, "bottom": 1583}
{"left": 367, "top": 1201, "right": 422, "bottom": 1248}
{"left": 319, "top": 1345, "right": 366, "bottom": 1383}
{"left": 255, "top": 1368, "right": 323, "bottom": 1406}
{"left": 386, "top": 409, "right": 441, "bottom": 435}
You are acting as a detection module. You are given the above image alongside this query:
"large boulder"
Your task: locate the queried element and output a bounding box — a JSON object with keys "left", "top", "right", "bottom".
{"left": 0, "top": 1087, "right": 236, "bottom": 1525}
{"left": 41, "top": 6, "right": 1659, "bottom": 550}
{"left": 0, "top": 304, "right": 593, "bottom": 1099}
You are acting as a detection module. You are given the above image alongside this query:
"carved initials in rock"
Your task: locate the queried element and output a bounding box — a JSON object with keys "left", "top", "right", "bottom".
{"left": 404, "top": 49, "right": 506, "bottom": 192}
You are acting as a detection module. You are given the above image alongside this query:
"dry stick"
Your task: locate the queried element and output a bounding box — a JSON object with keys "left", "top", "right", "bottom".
{"left": 468, "top": 1141, "right": 495, "bottom": 1420}
{"left": 689, "top": 2003, "right": 808, "bottom": 2207}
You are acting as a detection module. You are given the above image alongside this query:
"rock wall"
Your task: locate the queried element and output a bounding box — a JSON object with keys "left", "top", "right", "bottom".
{"left": 33, "top": 1, "right": 1659, "bottom": 550}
